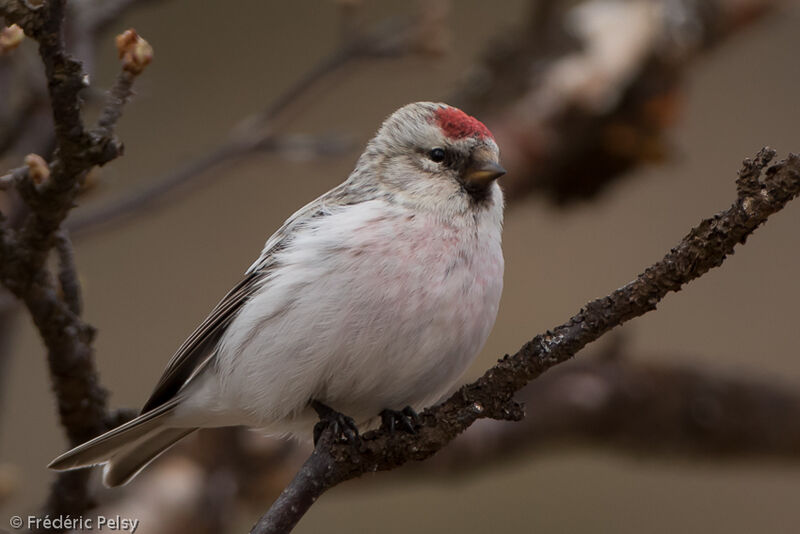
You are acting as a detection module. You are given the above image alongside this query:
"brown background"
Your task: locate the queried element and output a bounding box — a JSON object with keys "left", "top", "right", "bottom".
{"left": 2, "top": 1, "right": 800, "bottom": 532}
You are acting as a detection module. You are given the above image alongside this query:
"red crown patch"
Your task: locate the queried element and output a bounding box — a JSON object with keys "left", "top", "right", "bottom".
{"left": 434, "top": 106, "right": 494, "bottom": 141}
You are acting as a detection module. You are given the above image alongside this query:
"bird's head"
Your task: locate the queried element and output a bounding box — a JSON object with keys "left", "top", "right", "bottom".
{"left": 353, "top": 102, "right": 505, "bottom": 214}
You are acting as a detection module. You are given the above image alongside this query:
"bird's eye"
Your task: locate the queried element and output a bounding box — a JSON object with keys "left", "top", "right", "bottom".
{"left": 428, "top": 148, "right": 446, "bottom": 163}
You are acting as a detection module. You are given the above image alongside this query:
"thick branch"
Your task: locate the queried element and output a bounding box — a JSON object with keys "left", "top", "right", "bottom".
{"left": 69, "top": 350, "right": 800, "bottom": 534}
{"left": 249, "top": 435, "right": 337, "bottom": 534}
{"left": 1, "top": 2, "right": 150, "bottom": 527}
{"left": 251, "top": 148, "right": 800, "bottom": 533}
{"left": 427, "top": 356, "right": 800, "bottom": 472}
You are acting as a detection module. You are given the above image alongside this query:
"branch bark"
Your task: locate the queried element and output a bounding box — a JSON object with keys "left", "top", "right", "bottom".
{"left": 71, "top": 349, "right": 800, "bottom": 534}
{"left": 0, "top": 1, "right": 150, "bottom": 526}
{"left": 61, "top": 0, "right": 785, "bottom": 240}
{"left": 426, "top": 356, "right": 800, "bottom": 472}
{"left": 250, "top": 148, "right": 800, "bottom": 534}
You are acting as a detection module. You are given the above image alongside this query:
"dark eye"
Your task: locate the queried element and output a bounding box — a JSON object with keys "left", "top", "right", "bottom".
{"left": 428, "top": 148, "right": 446, "bottom": 163}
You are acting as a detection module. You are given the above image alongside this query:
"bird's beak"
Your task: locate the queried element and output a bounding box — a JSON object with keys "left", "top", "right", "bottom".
{"left": 463, "top": 158, "right": 506, "bottom": 189}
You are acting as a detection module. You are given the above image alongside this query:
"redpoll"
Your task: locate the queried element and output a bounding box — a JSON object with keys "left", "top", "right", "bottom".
{"left": 49, "top": 102, "right": 506, "bottom": 486}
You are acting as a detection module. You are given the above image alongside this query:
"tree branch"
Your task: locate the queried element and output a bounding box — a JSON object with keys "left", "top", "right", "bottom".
{"left": 455, "top": 0, "right": 785, "bottom": 204}
{"left": 0, "top": 0, "right": 110, "bottom": 438}
{"left": 1, "top": 1, "right": 151, "bottom": 527}
{"left": 54, "top": 229, "right": 80, "bottom": 315}
{"left": 73, "top": 348, "right": 800, "bottom": 534}
{"left": 250, "top": 148, "right": 800, "bottom": 533}
{"left": 425, "top": 356, "right": 800, "bottom": 473}
{"left": 62, "top": 0, "right": 785, "bottom": 240}
{"left": 65, "top": 12, "right": 435, "bottom": 236}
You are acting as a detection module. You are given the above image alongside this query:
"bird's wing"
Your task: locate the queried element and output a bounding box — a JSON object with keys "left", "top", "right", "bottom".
{"left": 140, "top": 271, "right": 265, "bottom": 413}
{"left": 140, "top": 181, "right": 362, "bottom": 414}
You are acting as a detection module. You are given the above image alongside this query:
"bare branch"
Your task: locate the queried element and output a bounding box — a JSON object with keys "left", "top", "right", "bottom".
{"left": 71, "top": 347, "right": 800, "bottom": 534}
{"left": 1, "top": 2, "right": 123, "bottom": 284}
{"left": 96, "top": 70, "right": 137, "bottom": 135}
{"left": 0, "top": 165, "right": 24, "bottom": 190}
{"left": 54, "top": 230, "right": 80, "bottom": 315}
{"left": 455, "top": 0, "right": 784, "bottom": 204}
{"left": 250, "top": 436, "right": 336, "bottom": 534}
{"left": 65, "top": 133, "right": 353, "bottom": 234}
{"left": 250, "top": 148, "right": 800, "bottom": 533}
{"left": 426, "top": 356, "right": 800, "bottom": 473}
{"left": 64, "top": 0, "right": 785, "bottom": 240}
{"left": 0, "top": 1, "right": 112, "bottom": 445}
{"left": 65, "top": 14, "right": 430, "bottom": 236}
{"left": 0, "top": 2, "right": 151, "bottom": 526}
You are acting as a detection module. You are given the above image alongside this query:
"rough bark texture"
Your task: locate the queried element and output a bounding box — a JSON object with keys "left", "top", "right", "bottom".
{"left": 427, "top": 356, "right": 800, "bottom": 471}
{"left": 0, "top": 0, "right": 146, "bottom": 526}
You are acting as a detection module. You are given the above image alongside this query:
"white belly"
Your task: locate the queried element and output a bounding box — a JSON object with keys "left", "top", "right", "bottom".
{"left": 177, "top": 200, "right": 503, "bottom": 436}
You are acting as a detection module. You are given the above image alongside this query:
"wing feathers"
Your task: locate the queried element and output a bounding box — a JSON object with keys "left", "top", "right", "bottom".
{"left": 140, "top": 273, "right": 262, "bottom": 412}
{"left": 140, "top": 182, "right": 352, "bottom": 412}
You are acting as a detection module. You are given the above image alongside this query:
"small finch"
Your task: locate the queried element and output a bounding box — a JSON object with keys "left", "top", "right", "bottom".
{"left": 49, "top": 102, "right": 506, "bottom": 486}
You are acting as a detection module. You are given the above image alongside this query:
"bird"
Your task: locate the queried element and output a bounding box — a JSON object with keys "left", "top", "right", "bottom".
{"left": 48, "top": 101, "right": 506, "bottom": 487}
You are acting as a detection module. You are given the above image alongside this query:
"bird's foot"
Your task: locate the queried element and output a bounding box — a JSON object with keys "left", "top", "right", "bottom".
{"left": 311, "top": 400, "right": 359, "bottom": 446}
{"left": 380, "top": 406, "right": 420, "bottom": 434}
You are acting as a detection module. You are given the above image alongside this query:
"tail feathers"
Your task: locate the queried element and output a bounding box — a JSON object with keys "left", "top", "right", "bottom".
{"left": 48, "top": 399, "right": 196, "bottom": 486}
{"left": 102, "top": 427, "right": 196, "bottom": 487}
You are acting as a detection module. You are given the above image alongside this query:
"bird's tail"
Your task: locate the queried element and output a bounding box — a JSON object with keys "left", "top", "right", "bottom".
{"left": 48, "top": 399, "right": 197, "bottom": 487}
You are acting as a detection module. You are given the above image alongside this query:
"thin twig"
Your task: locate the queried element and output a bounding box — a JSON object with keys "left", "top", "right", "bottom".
{"left": 96, "top": 69, "right": 136, "bottom": 135}
{"left": 0, "top": 165, "right": 24, "bottom": 190}
{"left": 66, "top": 134, "right": 352, "bottom": 234}
{"left": 250, "top": 148, "right": 800, "bottom": 534}
{"left": 66, "top": 16, "right": 421, "bottom": 236}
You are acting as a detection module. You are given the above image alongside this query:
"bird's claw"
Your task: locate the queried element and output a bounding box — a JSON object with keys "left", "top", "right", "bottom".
{"left": 380, "top": 406, "right": 420, "bottom": 434}
{"left": 311, "top": 400, "right": 360, "bottom": 446}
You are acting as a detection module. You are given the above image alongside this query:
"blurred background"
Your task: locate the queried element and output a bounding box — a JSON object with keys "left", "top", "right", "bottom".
{"left": 1, "top": 0, "right": 800, "bottom": 532}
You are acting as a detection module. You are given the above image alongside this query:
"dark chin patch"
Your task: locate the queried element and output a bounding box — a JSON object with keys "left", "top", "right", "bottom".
{"left": 461, "top": 182, "right": 493, "bottom": 204}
